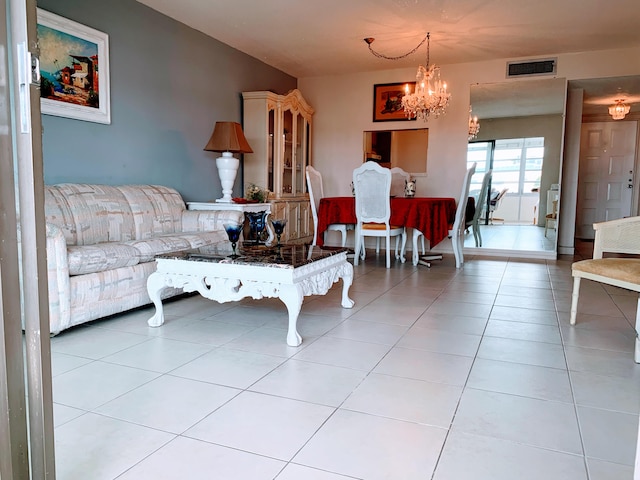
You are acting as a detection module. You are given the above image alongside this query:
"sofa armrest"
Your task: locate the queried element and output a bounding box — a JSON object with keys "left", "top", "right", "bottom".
{"left": 181, "top": 210, "right": 244, "bottom": 232}
{"left": 46, "top": 223, "right": 71, "bottom": 334}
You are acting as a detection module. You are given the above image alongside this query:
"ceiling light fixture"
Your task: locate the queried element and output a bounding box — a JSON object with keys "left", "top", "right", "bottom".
{"left": 608, "top": 99, "right": 631, "bottom": 120}
{"left": 365, "top": 32, "right": 450, "bottom": 121}
{"left": 468, "top": 106, "right": 480, "bottom": 140}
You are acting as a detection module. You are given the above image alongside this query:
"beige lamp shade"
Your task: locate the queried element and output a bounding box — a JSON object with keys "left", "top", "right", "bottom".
{"left": 204, "top": 121, "right": 253, "bottom": 153}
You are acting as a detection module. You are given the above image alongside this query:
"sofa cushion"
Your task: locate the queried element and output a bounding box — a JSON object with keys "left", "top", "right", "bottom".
{"left": 45, "top": 184, "right": 137, "bottom": 246}
{"left": 116, "top": 185, "right": 186, "bottom": 239}
{"left": 67, "top": 243, "right": 140, "bottom": 276}
{"left": 125, "top": 235, "right": 192, "bottom": 262}
{"left": 179, "top": 230, "right": 229, "bottom": 249}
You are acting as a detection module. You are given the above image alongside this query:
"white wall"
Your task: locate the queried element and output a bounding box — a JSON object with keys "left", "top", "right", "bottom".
{"left": 299, "top": 46, "right": 640, "bottom": 216}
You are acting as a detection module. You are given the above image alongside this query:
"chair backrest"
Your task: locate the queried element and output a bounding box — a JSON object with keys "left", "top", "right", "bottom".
{"left": 490, "top": 187, "right": 508, "bottom": 209}
{"left": 452, "top": 163, "right": 476, "bottom": 234}
{"left": 305, "top": 165, "right": 323, "bottom": 224}
{"left": 593, "top": 216, "right": 640, "bottom": 259}
{"left": 390, "top": 167, "right": 410, "bottom": 197}
{"left": 353, "top": 162, "right": 392, "bottom": 225}
{"left": 471, "top": 169, "right": 492, "bottom": 224}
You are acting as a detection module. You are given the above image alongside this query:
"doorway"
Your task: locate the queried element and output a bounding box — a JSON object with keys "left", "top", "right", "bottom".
{"left": 576, "top": 121, "right": 638, "bottom": 239}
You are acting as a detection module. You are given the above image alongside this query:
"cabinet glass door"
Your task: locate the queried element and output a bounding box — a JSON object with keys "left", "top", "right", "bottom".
{"left": 268, "top": 108, "right": 275, "bottom": 192}
{"left": 282, "top": 108, "right": 294, "bottom": 195}
{"left": 295, "top": 114, "right": 305, "bottom": 194}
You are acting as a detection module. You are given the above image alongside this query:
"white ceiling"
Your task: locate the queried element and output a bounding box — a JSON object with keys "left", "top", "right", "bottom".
{"left": 136, "top": 0, "right": 640, "bottom": 116}
{"left": 136, "top": 0, "right": 640, "bottom": 78}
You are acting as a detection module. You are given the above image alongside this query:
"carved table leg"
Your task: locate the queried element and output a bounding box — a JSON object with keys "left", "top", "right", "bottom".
{"left": 146, "top": 272, "right": 168, "bottom": 327}
{"left": 341, "top": 262, "right": 355, "bottom": 309}
{"left": 277, "top": 284, "right": 304, "bottom": 347}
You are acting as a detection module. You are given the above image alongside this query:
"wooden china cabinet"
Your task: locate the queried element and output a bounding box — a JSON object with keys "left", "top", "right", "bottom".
{"left": 242, "top": 89, "right": 314, "bottom": 244}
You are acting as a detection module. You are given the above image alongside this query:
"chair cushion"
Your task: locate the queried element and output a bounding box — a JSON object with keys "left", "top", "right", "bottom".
{"left": 67, "top": 243, "right": 140, "bottom": 276}
{"left": 362, "top": 223, "right": 403, "bottom": 230}
{"left": 572, "top": 258, "right": 640, "bottom": 286}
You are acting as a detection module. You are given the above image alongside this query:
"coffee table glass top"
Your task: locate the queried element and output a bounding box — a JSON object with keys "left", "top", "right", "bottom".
{"left": 156, "top": 243, "right": 348, "bottom": 268}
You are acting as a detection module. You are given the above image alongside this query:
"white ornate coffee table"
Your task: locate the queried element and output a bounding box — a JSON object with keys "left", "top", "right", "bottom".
{"left": 146, "top": 244, "right": 354, "bottom": 346}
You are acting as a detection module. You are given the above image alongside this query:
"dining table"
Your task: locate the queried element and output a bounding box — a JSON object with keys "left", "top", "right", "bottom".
{"left": 316, "top": 196, "right": 457, "bottom": 263}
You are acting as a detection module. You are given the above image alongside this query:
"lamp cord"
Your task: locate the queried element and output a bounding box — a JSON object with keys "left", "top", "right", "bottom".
{"left": 365, "top": 32, "right": 430, "bottom": 63}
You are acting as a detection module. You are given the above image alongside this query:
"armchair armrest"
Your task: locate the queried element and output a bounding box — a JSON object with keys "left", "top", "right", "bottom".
{"left": 181, "top": 210, "right": 244, "bottom": 232}
{"left": 593, "top": 216, "right": 640, "bottom": 259}
{"left": 46, "top": 223, "right": 71, "bottom": 334}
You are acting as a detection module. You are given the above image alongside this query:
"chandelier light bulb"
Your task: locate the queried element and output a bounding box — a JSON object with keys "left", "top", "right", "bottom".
{"left": 608, "top": 99, "right": 631, "bottom": 120}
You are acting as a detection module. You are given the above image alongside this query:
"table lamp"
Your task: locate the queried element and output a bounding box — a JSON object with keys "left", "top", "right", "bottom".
{"left": 204, "top": 121, "right": 253, "bottom": 203}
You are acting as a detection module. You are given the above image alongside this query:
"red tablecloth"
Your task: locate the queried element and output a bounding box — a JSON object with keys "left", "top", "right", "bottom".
{"left": 317, "top": 196, "right": 457, "bottom": 247}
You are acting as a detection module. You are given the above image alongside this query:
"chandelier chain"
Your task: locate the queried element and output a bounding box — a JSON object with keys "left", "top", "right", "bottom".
{"left": 366, "top": 33, "right": 430, "bottom": 61}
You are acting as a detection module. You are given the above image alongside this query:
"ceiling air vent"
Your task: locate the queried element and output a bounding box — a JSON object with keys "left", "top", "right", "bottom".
{"left": 506, "top": 58, "right": 557, "bottom": 78}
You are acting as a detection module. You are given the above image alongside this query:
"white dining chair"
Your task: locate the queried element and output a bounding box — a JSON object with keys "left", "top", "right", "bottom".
{"left": 448, "top": 163, "right": 477, "bottom": 268}
{"left": 352, "top": 162, "right": 406, "bottom": 268}
{"left": 306, "top": 166, "right": 353, "bottom": 247}
{"left": 389, "top": 167, "right": 410, "bottom": 197}
{"left": 416, "top": 163, "right": 476, "bottom": 268}
{"left": 466, "top": 169, "right": 492, "bottom": 247}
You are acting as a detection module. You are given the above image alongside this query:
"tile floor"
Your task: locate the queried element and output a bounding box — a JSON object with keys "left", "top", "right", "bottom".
{"left": 51, "top": 248, "right": 640, "bottom": 479}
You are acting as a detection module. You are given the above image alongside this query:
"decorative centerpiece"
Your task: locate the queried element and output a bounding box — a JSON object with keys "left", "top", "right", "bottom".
{"left": 246, "top": 211, "right": 268, "bottom": 244}
{"left": 245, "top": 183, "right": 269, "bottom": 203}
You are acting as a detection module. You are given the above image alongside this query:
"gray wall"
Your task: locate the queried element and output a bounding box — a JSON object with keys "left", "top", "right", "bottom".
{"left": 38, "top": 0, "right": 296, "bottom": 202}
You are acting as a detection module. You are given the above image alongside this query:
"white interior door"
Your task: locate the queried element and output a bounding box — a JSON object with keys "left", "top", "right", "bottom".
{"left": 576, "top": 121, "right": 637, "bottom": 239}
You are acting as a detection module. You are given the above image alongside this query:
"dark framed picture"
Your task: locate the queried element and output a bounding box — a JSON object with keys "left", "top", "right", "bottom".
{"left": 373, "top": 82, "right": 416, "bottom": 122}
{"left": 37, "top": 8, "right": 111, "bottom": 124}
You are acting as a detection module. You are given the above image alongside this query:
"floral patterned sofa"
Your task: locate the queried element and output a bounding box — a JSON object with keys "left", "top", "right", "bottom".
{"left": 45, "top": 184, "right": 242, "bottom": 335}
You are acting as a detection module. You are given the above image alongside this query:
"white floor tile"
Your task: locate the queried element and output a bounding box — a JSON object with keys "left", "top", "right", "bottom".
{"left": 292, "top": 336, "right": 391, "bottom": 371}
{"left": 577, "top": 406, "right": 638, "bottom": 465}
{"left": 250, "top": 359, "right": 367, "bottom": 406}
{"left": 484, "top": 318, "right": 561, "bottom": 344}
{"left": 467, "top": 358, "right": 573, "bottom": 402}
{"left": 53, "top": 361, "right": 159, "bottom": 410}
{"left": 586, "top": 457, "right": 635, "bottom": 480}
{"left": 95, "top": 375, "right": 240, "bottom": 433}
{"left": 374, "top": 347, "right": 473, "bottom": 386}
{"left": 275, "top": 463, "right": 355, "bottom": 479}
{"left": 184, "top": 391, "right": 334, "bottom": 461}
{"left": 398, "top": 325, "right": 482, "bottom": 356}
{"left": 170, "top": 347, "right": 285, "bottom": 389}
{"left": 101, "top": 336, "right": 213, "bottom": 373}
{"left": 434, "top": 430, "right": 588, "bottom": 480}
{"left": 51, "top": 327, "right": 150, "bottom": 360}
{"left": 326, "top": 318, "right": 409, "bottom": 345}
{"left": 413, "top": 312, "right": 489, "bottom": 335}
{"left": 293, "top": 409, "right": 447, "bottom": 480}
{"left": 341, "top": 372, "right": 462, "bottom": 427}
{"left": 118, "top": 436, "right": 285, "bottom": 479}
{"left": 55, "top": 413, "right": 173, "bottom": 480}
{"left": 571, "top": 370, "right": 640, "bottom": 413}
{"left": 477, "top": 336, "right": 567, "bottom": 369}
{"left": 453, "top": 388, "right": 583, "bottom": 454}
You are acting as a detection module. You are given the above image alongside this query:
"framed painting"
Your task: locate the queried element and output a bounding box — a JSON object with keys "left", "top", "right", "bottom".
{"left": 373, "top": 82, "right": 416, "bottom": 122}
{"left": 37, "top": 9, "right": 111, "bottom": 124}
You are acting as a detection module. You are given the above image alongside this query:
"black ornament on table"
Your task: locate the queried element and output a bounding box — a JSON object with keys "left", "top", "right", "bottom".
{"left": 223, "top": 223, "right": 242, "bottom": 258}
{"left": 271, "top": 218, "right": 287, "bottom": 246}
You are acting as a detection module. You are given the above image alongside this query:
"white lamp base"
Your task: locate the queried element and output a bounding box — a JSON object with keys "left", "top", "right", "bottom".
{"left": 215, "top": 152, "right": 239, "bottom": 203}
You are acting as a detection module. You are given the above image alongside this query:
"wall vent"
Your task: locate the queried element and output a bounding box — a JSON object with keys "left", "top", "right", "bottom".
{"left": 506, "top": 58, "right": 557, "bottom": 78}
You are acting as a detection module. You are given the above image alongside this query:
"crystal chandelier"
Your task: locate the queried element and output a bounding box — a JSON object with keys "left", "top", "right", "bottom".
{"left": 365, "top": 32, "right": 451, "bottom": 121}
{"left": 608, "top": 99, "right": 631, "bottom": 120}
{"left": 468, "top": 106, "right": 480, "bottom": 141}
{"left": 401, "top": 34, "right": 450, "bottom": 121}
